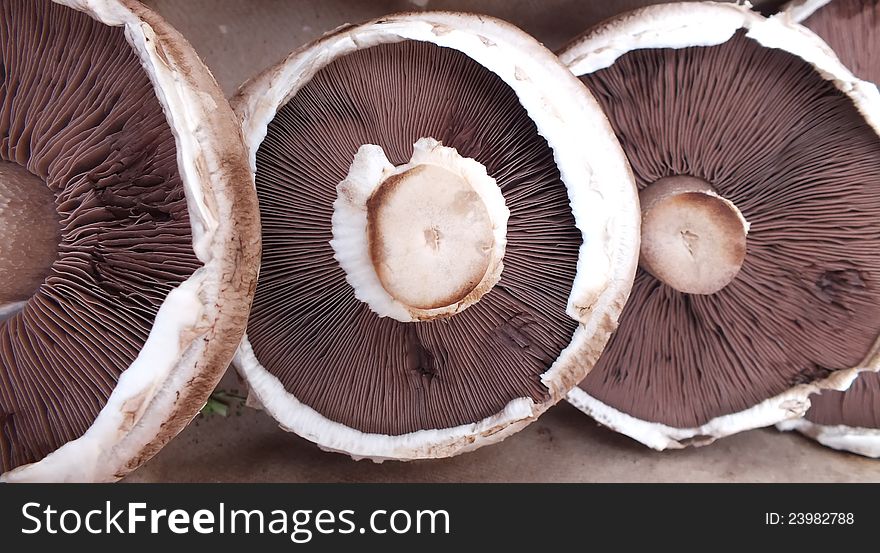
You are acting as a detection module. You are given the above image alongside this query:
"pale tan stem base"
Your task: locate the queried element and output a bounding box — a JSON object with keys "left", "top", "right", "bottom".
{"left": 332, "top": 138, "right": 508, "bottom": 322}
{"left": 639, "top": 175, "right": 748, "bottom": 295}
{"left": 369, "top": 163, "right": 496, "bottom": 311}
{"left": 0, "top": 162, "right": 59, "bottom": 307}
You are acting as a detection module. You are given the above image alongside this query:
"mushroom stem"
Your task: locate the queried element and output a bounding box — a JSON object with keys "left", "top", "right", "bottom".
{"left": 638, "top": 175, "right": 748, "bottom": 295}
{"left": 0, "top": 162, "right": 59, "bottom": 311}
{"left": 332, "top": 137, "right": 508, "bottom": 322}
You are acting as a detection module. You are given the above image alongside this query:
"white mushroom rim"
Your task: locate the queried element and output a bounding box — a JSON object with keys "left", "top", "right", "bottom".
{"left": 569, "top": 368, "right": 858, "bottom": 450}
{"left": 780, "top": 0, "right": 834, "bottom": 24}
{"left": 560, "top": 1, "right": 880, "bottom": 133}
{"left": 560, "top": 0, "right": 880, "bottom": 450}
{"left": 3, "top": 0, "right": 230, "bottom": 482}
{"left": 776, "top": 417, "right": 880, "bottom": 459}
{"left": 233, "top": 12, "right": 640, "bottom": 460}
{"left": 331, "top": 138, "right": 508, "bottom": 322}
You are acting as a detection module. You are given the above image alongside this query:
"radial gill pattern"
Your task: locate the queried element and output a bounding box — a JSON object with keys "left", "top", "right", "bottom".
{"left": 796, "top": 0, "right": 880, "bottom": 432}
{"left": 0, "top": 1, "right": 197, "bottom": 472}
{"left": 249, "top": 40, "right": 582, "bottom": 435}
{"left": 577, "top": 31, "right": 880, "bottom": 429}
{"left": 800, "top": 0, "right": 880, "bottom": 85}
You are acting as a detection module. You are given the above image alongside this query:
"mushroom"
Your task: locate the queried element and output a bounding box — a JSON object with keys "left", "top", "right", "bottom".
{"left": 0, "top": 0, "right": 260, "bottom": 481}
{"left": 558, "top": 2, "right": 880, "bottom": 450}
{"left": 773, "top": 0, "right": 880, "bottom": 458}
{"left": 778, "top": 373, "right": 880, "bottom": 457}
{"left": 232, "top": 12, "right": 639, "bottom": 460}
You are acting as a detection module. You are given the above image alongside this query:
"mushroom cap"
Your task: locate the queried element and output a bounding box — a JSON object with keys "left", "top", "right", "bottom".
{"left": 560, "top": 1, "right": 880, "bottom": 450}
{"left": 233, "top": 11, "right": 639, "bottom": 460}
{"left": 778, "top": 372, "right": 880, "bottom": 458}
{"left": 773, "top": 0, "right": 880, "bottom": 457}
{"left": 1, "top": 0, "right": 260, "bottom": 481}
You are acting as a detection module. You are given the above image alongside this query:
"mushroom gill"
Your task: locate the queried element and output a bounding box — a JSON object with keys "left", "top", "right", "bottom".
{"left": 570, "top": 26, "right": 880, "bottom": 438}
{"left": 796, "top": 0, "right": 880, "bottom": 84}
{"left": 776, "top": 0, "right": 880, "bottom": 453}
{"left": 248, "top": 40, "right": 580, "bottom": 435}
{"left": 804, "top": 373, "right": 880, "bottom": 429}
{"left": 0, "top": 1, "right": 198, "bottom": 472}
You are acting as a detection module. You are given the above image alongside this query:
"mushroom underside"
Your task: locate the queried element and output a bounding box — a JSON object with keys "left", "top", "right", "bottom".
{"left": 790, "top": 0, "right": 880, "bottom": 440}
{"left": 805, "top": 371, "right": 880, "bottom": 428}
{"left": 798, "top": 0, "right": 880, "bottom": 84}
{"left": 576, "top": 30, "right": 880, "bottom": 429}
{"left": 0, "top": 1, "right": 197, "bottom": 472}
{"left": 248, "top": 40, "right": 582, "bottom": 435}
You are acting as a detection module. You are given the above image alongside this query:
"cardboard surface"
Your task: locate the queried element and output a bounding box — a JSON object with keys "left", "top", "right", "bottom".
{"left": 126, "top": 0, "right": 880, "bottom": 482}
